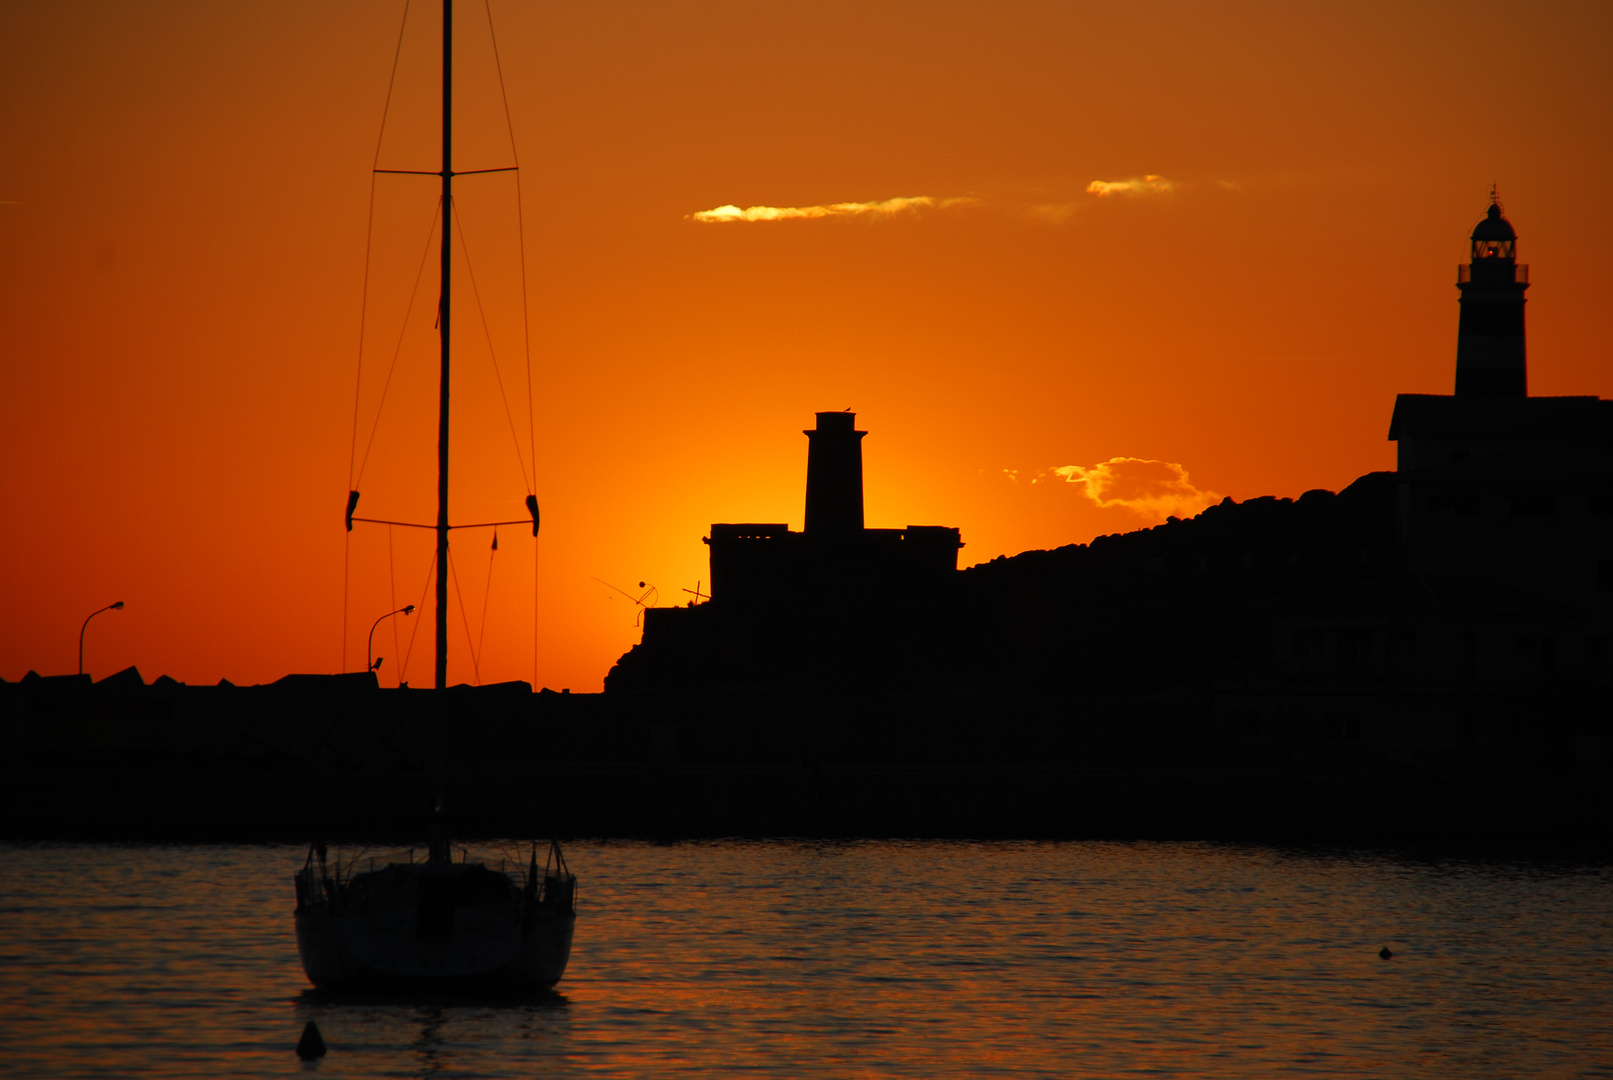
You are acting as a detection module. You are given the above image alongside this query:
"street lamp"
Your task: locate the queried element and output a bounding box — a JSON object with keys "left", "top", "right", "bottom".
{"left": 79, "top": 601, "right": 125, "bottom": 676}
{"left": 368, "top": 605, "right": 416, "bottom": 677}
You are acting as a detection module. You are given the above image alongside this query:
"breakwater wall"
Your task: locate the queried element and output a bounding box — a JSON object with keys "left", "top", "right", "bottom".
{"left": 3, "top": 672, "right": 1608, "bottom": 845}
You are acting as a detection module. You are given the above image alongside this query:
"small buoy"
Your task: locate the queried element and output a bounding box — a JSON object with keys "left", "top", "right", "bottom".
{"left": 296, "top": 1020, "right": 327, "bottom": 1059}
{"left": 1379, "top": 946, "right": 1393, "bottom": 960}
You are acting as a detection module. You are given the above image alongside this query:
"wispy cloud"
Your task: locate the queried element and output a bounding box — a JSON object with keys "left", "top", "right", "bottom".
{"left": 1023, "top": 175, "right": 1182, "bottom": 223}
{"left": 688, "top": 195, "right": 976, "bottom": 223}
{"left": 1026, "top": 202, "right": 1080, "bottom": 224}
{"left": 689, "top": 178, "right": 1196, "bottom": 227}
{"left": 1085, "top": 175, "right": 1175, "bottom": 198}
{"left": 1052, "top": 457, "right": 1218, "bottom": 522}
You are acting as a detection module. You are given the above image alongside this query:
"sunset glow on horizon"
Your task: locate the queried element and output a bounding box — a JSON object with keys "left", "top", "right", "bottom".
{"left": 3, "top": 0, "right": 1611, "bottom": 691}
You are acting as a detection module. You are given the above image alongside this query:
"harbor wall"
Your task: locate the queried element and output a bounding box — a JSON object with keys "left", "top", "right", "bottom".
{"left": 3, "top": 676, "right": 1608, "bottom": 847}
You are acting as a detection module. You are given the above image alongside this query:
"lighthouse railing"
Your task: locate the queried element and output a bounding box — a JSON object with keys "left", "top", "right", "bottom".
{"left": 1457, "top": 263, "right": 1527, "bottom": 284}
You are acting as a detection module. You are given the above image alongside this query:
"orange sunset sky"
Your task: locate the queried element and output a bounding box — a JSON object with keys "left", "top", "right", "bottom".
{"left": 3, "top": 1, "right": 1611, "bottom": 691}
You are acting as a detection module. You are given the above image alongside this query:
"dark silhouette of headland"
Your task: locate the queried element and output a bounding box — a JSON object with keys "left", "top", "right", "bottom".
{"left": 614, "top": 198, "right": 1608, "bottom": 703}
{"left": 3, "top": 197, "right": 1609, "bottom": 845}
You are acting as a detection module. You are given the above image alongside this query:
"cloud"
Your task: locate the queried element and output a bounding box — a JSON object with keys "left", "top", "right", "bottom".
{"left": 690, "top": 182, "right": 1196, "bottom": 226}
{"left": 688, "top": 195, "right": 976, "bottom": 223}
{"left": 1085, "top": 175, "right": 1175, "bottom": 198}
{"left": 1026, "top": 202, "right": 1080, "bottom": 224}
{"left": 1052, "top": 457, "right": 1219, "bottom": 522}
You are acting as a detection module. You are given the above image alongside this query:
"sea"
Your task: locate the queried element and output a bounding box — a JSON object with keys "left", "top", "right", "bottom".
{"left": 2, "top": 841, "right": 1609, "bottom": 1078}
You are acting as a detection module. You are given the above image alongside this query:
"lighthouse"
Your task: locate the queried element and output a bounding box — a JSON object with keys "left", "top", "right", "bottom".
{"left": 1386, "top": 192, "right": 1613, "bottom": 636}
{"left": 1454, "top": 194, "right": 1529, "bottom": 397}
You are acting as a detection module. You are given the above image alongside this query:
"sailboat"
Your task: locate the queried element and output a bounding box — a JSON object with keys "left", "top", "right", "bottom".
{"left": 295, "top": 832, "right": 575, "bottom": 992}
{"left": 293, "top": 0, "right": 575, "bottom": 993}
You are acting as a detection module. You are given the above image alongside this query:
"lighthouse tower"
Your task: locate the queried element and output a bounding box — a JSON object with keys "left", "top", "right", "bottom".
{"left": 803, "top": 412, "right": 866, "bottom": 534}
{"left": 1454, "top": 194, "right": 1529, "bottom": 397}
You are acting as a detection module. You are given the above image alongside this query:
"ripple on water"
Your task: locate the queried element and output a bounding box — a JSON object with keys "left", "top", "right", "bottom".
{"left": 1, "top": 841, "right": 1610, "bottom": 1078}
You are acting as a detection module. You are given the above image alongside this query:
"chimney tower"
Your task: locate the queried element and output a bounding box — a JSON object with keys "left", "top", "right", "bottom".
{"left": 804, "top": 412, "right": 866, "bottom": 533}
{"left": 1455, "top": 193, "right": 1529, "bottom": 397}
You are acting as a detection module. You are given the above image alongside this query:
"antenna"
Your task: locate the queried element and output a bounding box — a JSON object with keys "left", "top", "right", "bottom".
{"left": 681, "top": 580, "right": 710, "bottom": 604}
{"left": 593, "top": 578, "right": 659, "bottom": 626}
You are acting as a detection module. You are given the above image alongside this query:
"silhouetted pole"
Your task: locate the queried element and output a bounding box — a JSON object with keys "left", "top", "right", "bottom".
{"left": 368, "top": 604, "right": 416, "bottom": 674}
{"left": 435, "top": 0, "right": 453, "bottom": 690}
{"left": 78, "top": 601, "right": 125, "bottom": 676}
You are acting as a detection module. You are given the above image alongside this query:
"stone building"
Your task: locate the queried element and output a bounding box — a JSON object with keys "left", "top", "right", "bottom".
{"left": 606, "top": 412, "right": 963, "bottom": 691}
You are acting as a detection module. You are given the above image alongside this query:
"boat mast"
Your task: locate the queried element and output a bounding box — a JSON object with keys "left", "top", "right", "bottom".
{"left": 435, "top": 0, "right": 453, "bottom": 690}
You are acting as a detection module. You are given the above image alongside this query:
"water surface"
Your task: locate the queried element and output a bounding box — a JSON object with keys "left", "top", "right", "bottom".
{"left": 3, "top": 841, "right": 1609, "bottom": 1077}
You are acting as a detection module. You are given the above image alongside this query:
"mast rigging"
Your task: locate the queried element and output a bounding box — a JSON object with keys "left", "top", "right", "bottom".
{"left": 344, "top": 0, "right": 539, "bottom": 689}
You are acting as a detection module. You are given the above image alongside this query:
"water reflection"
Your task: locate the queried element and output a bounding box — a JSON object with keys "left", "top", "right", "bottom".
{"left": 293, "top": 991, "right": 574, "bottom": 1077}
{"left": 2, "top": 842, "right": 1610, "bottom": 1078}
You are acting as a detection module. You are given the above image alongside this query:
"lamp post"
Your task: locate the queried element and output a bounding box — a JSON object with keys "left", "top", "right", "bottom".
{"left": 368, "top": 605, "right": 415, "bottom": 677}
{"left": 79, "top": 601, "right": 125, "bottom": 677}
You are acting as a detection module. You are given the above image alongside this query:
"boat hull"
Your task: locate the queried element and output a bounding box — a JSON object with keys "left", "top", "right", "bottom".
{"left": 295, "top": 900, "right": 574, "bottom": 993}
